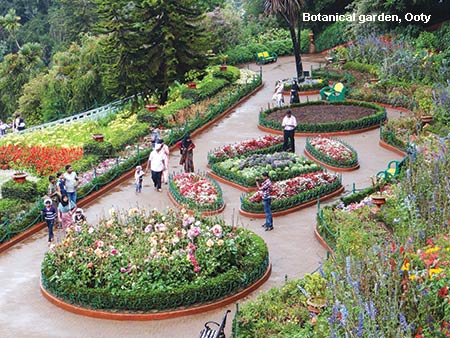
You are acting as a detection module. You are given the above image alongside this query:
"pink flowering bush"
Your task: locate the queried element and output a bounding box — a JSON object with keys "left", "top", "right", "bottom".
{"left": 41, "top": 207, "right": 268, "bottom": 311}
{"left": 207, "top": 135, "right": 283, "bottom": 165}
{"left": 169, "top": 173, "right": 224, "bottom": 212}
{"left": 306, "top": 136, "right": 358, "bottom": 168}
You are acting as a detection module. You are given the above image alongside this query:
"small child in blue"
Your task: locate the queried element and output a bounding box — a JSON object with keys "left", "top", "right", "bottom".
{"left": 42, "top": 198, "right": 57, "bottom": 245}
{"left": 135, "top": 165, "right": 144, "bottom": 192}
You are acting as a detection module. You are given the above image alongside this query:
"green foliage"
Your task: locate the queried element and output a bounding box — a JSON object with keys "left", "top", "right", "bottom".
{"left": 315, "top": 21, "right": 350, "bottom": 52}
{"left": 136, "top": 109, "right": 169, "bottom": 127}
{"left": 342, "top": 61, "right": 378, "bottom": 76}
{"left": 1, "top": 179, "right": 38, "bottom": 202}
{"left": 83, "top": 141, "right": 115, "bottom": 157}
{"left": 415, "top": 31, "right": 439, "bottom": 51}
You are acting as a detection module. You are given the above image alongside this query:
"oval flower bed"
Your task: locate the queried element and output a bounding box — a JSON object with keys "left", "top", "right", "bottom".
{"left": 240, "top": 171, "right": 342, "bottom": 215}
{"left": 305, "top": 136, "right": 359, "bottom": 170}
{"left": 169, "top": 172, "right": 224, "bottom": 214}
{"left": 207, "top": 135, "right": 283, "bottom": 165}
{"left": 41, "top": 207, "right": 268, "bottom": 312}
{"left": 210, "top": 152, "right": 321, "bottom": 189}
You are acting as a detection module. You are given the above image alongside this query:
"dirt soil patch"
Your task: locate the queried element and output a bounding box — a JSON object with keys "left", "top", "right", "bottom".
{"left": 267, "top": 105, "right": 377, "bottom": 124}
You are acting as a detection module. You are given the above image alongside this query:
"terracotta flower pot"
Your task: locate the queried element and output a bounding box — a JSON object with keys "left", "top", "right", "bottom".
{"left": 307, "top": 297, "right": 327, "bottom": 314}
{"left": 187, "top": 82, "right": 197, "bottom": 89}
{"left": 92, "top": 133, "right": 104, "bottom": 142}
{"left": 371, "top": 195, "right": 386, "bottom": 209}
{"left": 12, "top": 172, "right": 27, "bottom": 183}
{"left": 219, "top": 65, "right": 227, "bottom": 71}
{"left": 145, "top": 104, "right": 158, "bottom": 112}
{"left": 420, "top": 115, "right": 433, "bottom": 124}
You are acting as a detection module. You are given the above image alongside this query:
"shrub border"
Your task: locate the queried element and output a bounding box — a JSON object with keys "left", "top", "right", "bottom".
{"left": 167, "top": 191, "right": 226, "bottom": 216}
{"left": 40, "top": 261, "right": 271, "bottom": 320}
{"left": 303, "top": 149, "right": 359, "bottom": 172}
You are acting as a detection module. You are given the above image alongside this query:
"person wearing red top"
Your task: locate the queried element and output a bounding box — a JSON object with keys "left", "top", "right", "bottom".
{"left": 256, "top": 172, "right": 273, "bottom": 231}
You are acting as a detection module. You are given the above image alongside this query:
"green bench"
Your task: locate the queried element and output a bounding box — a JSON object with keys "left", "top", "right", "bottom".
{"left": 255, "top": 51, "right": 278, "bottom": 65}
{"left": 376, "top": 160, "right": 402, "bottom": 180}
{"left": 319, "top": 82, "right": 347, "bottom": 102}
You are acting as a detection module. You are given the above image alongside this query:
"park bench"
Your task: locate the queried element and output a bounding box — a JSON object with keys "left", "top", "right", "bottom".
{"left": 255, "top": 51, "right": 278, "bottom": 65}
{"left": 198, "top": 310, "right": 231, "bottom": 338}
{"left": 376, "top": 160, "right": 402, "bottom": 180}
{"left": 319, "top": 82, "right": 347, "bottom": 102}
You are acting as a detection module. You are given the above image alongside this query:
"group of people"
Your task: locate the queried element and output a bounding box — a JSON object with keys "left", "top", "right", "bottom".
{"left": 135, "top": 125, "right": 196, "bottom": 193}
{"left": 274, "top": 80, "right": 300, "bottom": 108}
{"left": 0, "top": 113, "right": 26, "bottom": 136}
{"left": 42, "top": 164, "right": 82, "bottom": 245}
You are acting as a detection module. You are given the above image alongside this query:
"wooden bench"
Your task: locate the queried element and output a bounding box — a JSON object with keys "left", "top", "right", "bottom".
{"left": 376, "top": 160, "right": 402, "bottom": 180}
{"left": 199, "top": 310, "right": 231, "bottom": 338}
{"left": 319, "top": 82, "right": 347, "bottom": 102}
{"left": 255, "top": 51, "right": 278, "bottom": 65}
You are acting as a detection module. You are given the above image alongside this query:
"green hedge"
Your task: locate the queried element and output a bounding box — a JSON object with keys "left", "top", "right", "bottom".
{"left": 41, "top": 232, "right": 268, "bottom": 311}
{"left": 260, "top": 101, "right": 386, "bottom": 134}
{"left": 207, "top": 143, "right": 283, "bottom": 166}
{"left": 1, "top": 180, "right": 38, "bottom": 202}
{"left": 83, "top": 141, "right": 115, "bottom": 157}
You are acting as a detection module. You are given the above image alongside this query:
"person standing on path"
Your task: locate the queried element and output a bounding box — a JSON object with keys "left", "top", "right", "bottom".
{"left": 290, "top": 80, "right": 300, "bottom": 104}
{"left": 282, "top": 110, "right": 297, "bottom": 152}
{"left": 64, "top": 164, "right": 79, "bottom": 204}
{"left": 58, "top": 194, "right": 76, "bottom": 231}
{"left": 145, "top": 143, "right": 167, "bottom": 192}
{"left": 42, "top": 198, "right": 57, "bottom": 245}
{"left": 134, "top": 165, "right": 144, "bottom": 193}
{"left": 176, "top": 134, "right": 195, "bottom": 173}
{"left": 275, "top": 80, "right": 284, "bottom": 107}
{"left": 256, "top": 172, "right": 273, "bottom": 231}
{"left": 157, "top": 139, "right": 170, "bottom": 184}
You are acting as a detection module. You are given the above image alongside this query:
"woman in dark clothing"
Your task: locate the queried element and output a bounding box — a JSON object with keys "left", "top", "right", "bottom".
{"left": 290, "top": 80, "right": 300, "bottom": 104}
{"left": 176, "top": 134, "right": 196, "bottom": 173}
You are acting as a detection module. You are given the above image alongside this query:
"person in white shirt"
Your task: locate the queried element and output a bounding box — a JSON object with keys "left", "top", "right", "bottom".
{"left": 275, "top": 81, "right": 284, "bottom": 107}
{"left": 145, "top": 143, "right": 167, "bottom": 192}
{"left": 281, "top": 110, "right": 297, "bottom": 152}
{"left": 64, "top": 164, "right": 79, "bottom": 204}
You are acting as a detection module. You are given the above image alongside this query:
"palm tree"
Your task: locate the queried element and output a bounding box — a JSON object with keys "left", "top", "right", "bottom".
{"left": 264, "top": 0, "right": 305, "bottom": 80}
{"left": 0, "top": 8, "right": 22, "bottom": 50}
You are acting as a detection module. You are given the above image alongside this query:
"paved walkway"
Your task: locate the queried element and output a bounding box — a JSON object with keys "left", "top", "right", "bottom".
{"left": 0, "top": 55, "right": 404, "bottom": 338}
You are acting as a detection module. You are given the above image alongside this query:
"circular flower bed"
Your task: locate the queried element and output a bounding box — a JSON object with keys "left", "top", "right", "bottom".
{"left": 169, "top": 172, "right": 224, "bottom": 213}
{"left": 211, "top": 152, "right": 320, "bottom": 188}
{"left": 305, "top": 136, "right": 358, "bottom": 170}
{"left": 259, "top": 101, "right": 386, "bottom": 134}
{"left": 241, "top": 171, "right": 342, "bottom": 214}
{"left": 207, "top": 135, "right": 283, "bottom": 165}
{"left": 41, "top": 208, "right": 268, "bottom": 312}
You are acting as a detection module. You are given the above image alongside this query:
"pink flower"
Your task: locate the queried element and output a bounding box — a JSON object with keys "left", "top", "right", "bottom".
{"left": 111, "top": 248, "right": 119, "bottom": 256}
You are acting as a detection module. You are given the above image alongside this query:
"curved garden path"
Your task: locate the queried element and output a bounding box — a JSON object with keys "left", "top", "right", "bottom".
{"left": 0, "top": 55, "right": 405, "bottom": 338}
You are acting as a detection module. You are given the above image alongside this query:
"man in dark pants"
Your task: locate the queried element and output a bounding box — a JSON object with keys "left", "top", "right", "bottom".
{"left": 256, "top": 172, "right": 273, "bottom": 231}
{"left": 281, "top": 110, "right": 297, "bottom": 152}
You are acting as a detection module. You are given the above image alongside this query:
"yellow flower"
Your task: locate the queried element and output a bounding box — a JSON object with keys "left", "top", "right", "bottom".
{"left": 401, "top": 262, "right": 410, "bottom": 271}
{"left": 428, "top": 268, "right": 443, "bottom": 279}
{"left": 425, "top": 246, "right": 440, "bottom": 254}
{"left": 408, "top": 274, "right": 416, "bottom": 281}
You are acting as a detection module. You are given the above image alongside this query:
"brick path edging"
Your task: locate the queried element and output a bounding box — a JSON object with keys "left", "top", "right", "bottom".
{"left": 258, "top": 123, "right": 379, "bottom": 137}
{"left": 167, "top": 190, "right": 226, "bottom": 216}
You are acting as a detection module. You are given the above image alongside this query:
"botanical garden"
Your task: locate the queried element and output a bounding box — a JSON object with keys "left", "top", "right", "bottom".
{"left": 0, "top": 0, "right": 449, "bottom": 337}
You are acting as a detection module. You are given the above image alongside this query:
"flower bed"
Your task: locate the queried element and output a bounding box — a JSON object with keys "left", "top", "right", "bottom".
{"left": 169, "top": 173, "right": 224, "bottom": 213}
{"left": 305, "top": 136, "right": 358, "bottom": 169}
{"left": 41, "top": 207, "right": 268, "bottom": 312}
{"left": 210, "top": 152, "right": 321, "bottom": 188}
{"left": 207, "top": 135, "right": 283, "bottom": 165}
{"left": 241, "top": 171, "right": 342, "bottom": 213}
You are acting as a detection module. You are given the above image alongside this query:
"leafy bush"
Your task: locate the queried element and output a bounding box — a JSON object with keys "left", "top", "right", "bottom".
{"left": 1, "top": 180, "right": 39, "bottom": 202}
{"left": 314, "top": 21, "right": 350, "bottom": 52}
{"left": 342, "top": 61, "right": 378, "bottom": 76}
{"left": 136, "top": 109, "right": 168, "bottom": 126}
{"left": 83, "top": 141, "right": 115, "bottom": 157}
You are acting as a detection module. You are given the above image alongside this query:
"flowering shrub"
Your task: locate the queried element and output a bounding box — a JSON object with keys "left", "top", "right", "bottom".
{"left": 241, "top": 171, "right": 341, "bottom": 213}
{"left": 212, "top": 152, "right": 320, "bottom": 187}
{"left": 207, "top": 135, "right": 283, "bottom": 165}
{"left": 306, "top": 136, "right": 358, "bottom": 168}
{"left": 41, "top": 207, "right": 268, "bottom": 311}
{"left": 0, "top": 144, "right": 83, "bottom": 176}
{"left": 169, "top": 173, "right": 223, "bottom": 212}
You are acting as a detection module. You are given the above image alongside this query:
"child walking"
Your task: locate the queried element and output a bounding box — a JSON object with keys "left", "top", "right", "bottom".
{"left": 42, "top": 198, "right": 57, "bottom": 245}
{"left": 135, "top": 165, "right": 144, "bottom": 192}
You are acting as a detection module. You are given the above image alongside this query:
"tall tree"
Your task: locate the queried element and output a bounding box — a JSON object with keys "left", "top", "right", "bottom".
{"left": 0, "top": 8, "right": 22, "bottom": 50}
{"left": 264, "top": 0, "right": 305, "bottom": 80}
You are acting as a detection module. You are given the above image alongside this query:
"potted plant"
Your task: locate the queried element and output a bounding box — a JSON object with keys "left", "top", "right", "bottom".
{"left": 218, "top": 53, "right": 228, "bottom": 71}
{"left": 92, "top": 133, "right": 104, "bottom": 142}
{"left": 185, "top": 69, "right": 203, "bottom": 89}
{"left": 145, "top": 104, "right": 158, "bottom": 112}
{"left": 11, "top": 161, "right": 28, "bottom": 183}
{"left": 370, "top": 176, "right": 386, "bottom": 209}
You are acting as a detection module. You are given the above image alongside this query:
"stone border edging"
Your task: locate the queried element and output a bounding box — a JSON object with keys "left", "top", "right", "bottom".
{"left": 378, "top": 140, "right": 407, "bottom": 157}
{"left": 304, "top": 149, "right": 359, "bottom": 172}
{"left": 40, "top": 262, "right": 271, "bottom": 320}
{"left": 281, "top": 89, "right": 320, "bottom": 96}
{"left": 258, "top": 123, "right": 379, "bottom": 137}
{"left": 314, "top": 227, "right": 334, "bottom": 255}
{"left": 239, "top": 186, "right": 344, "bottom": 219}
{"left": 167, "top": 191, "right": 226, "bottom": 216}
{"left": 207, "top": 171, "right": 256, "bottom": 193}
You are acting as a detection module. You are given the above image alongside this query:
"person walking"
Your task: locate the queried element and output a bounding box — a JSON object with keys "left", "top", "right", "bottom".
{"left": 145, "top": 142, "right": 167, "bottom": 192}
{"left": 157, "top": 139, "right": 170, "bottom": 184}
{"left": 64, "top": 164, "right": 79, "bottom": 204}
{"left": 274, "top": 80, "right": 284, "bottom": 107}
{"left": 42, "top": 198, "right": 57, "bottom": 245}
{"left": 176, "top": 134, "right": 196, "bottom": 173}
{"left": 282, "top": 110, "right": 297, "bottom": 153}
{"left": 12, "top": 113, "right": 25, "bottom": 132}
{"left": 134, "top": 165, "right": 144, "bottom": 193}
{"left": 58, "top": 194, "right": 76, "bottom": 231}
{"left": 290, "top": 80, "right": 300, "bottom": 104}
{"left": 256, "top": 172, "right": 273, "bottom": 231}
{"left": 47, "top": 175, "right": 60, "bottom": 209}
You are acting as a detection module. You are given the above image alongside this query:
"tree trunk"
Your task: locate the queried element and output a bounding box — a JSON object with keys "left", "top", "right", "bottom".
{"left": 288, "top": 25, "right": 303, "bottom": 80}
